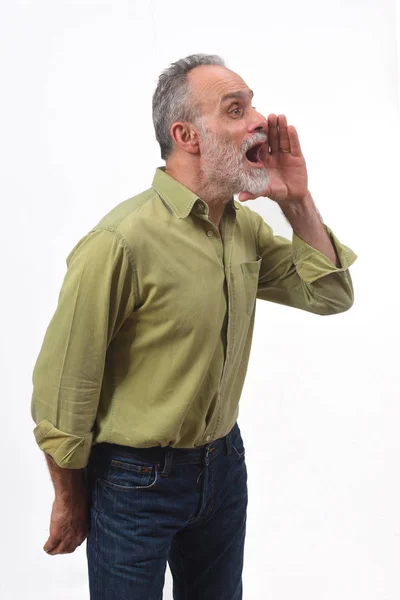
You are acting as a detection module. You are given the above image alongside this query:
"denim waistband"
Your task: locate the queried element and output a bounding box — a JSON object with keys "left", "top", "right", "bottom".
{"left": 91, "top": 422, "right": 239, "bottom": 471}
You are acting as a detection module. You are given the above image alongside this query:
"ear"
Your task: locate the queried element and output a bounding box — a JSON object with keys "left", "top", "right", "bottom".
{"left": 170, "top": 122, "right": 199, "bottom": 155}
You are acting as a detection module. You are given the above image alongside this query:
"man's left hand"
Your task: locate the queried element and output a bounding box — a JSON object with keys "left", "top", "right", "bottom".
{"left": 239, "top": 114, "right": 309, "bottom": 207}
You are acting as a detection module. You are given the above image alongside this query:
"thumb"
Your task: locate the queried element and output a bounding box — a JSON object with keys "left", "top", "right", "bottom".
{"left": 238, "top": 192, "right": 257, "bottom": 202}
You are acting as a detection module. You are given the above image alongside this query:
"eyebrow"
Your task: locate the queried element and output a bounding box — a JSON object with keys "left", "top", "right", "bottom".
{"left": 220, "top": 90, "right": 254, "bottom": 105}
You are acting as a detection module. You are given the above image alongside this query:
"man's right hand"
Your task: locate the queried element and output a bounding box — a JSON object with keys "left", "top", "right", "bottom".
{"left": 44, "top": 493, "right": 89, "bottom": 555}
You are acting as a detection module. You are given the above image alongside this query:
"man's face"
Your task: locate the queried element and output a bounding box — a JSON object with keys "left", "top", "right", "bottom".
{"left": 188, "top": 65, "right": 270, "bottom": 196}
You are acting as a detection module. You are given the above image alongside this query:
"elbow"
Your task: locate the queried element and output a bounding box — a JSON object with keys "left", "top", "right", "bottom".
{"left": 307, "top": 271, "right": 355, "bottom": 316}
{"left": 313, "top": 292, "right": 355, "bottom": 316}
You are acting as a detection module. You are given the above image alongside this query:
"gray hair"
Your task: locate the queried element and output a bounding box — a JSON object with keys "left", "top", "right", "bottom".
{"left": 152, "top": 53, "right": 226, "bottom": 160}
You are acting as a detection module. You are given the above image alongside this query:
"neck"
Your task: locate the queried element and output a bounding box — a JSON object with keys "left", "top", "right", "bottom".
{"left": 165, "top": 155, "right": 234, "bottom": 226}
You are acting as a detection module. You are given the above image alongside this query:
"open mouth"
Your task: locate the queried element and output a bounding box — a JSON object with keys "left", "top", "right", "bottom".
{"left": 245, "top": 142, "right": 265, "bottom": 168}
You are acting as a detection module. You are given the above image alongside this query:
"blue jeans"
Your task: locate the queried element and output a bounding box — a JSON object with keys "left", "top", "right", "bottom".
{"left": 86, "top": 422, "right": 247, "bottom": 599}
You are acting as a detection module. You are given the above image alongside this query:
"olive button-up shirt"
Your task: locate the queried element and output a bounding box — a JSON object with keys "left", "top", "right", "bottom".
{"left": 31, "top": 167, "right": 357, "bottom": 468}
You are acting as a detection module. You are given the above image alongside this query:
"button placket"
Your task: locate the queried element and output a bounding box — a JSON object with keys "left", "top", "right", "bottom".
{"left": 209, "top": 210, "right": 235, "bottom": 439}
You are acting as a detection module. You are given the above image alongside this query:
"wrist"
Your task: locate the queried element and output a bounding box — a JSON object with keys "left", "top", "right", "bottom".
{"left": 56, "top": 470, "right": 86, "bottom": 495}
{"left": 46, "top": 453, "right": 86, "bottom": 500}
{"left": 280, "top": 191, "right": 313, "bottom": 215}
{"left": 280, "top": 193, "right": 321, "bottom": 230}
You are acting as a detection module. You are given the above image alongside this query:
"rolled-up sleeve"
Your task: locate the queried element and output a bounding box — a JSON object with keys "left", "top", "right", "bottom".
{"left": 31, "top": 228, "right": 137, "bottom": 469}
{"left": 251, "top": 211, "right": 357, "bottom": 315}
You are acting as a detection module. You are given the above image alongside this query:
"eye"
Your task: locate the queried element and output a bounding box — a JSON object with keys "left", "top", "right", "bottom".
{"left": 252, "top": 106, "right": 257, "bottom": 110}
{"left": 230, "top": 107, "right": 244, "bottom": 117}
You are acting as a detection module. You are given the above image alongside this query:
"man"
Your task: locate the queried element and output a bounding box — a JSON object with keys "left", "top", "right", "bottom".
{"left": 31, "top": 54, "right": 357, "bottom": 599}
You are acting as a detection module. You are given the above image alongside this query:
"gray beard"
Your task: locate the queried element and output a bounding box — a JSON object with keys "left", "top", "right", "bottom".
{"left": 197, "top": 125, "right": 270, "bottom": 199}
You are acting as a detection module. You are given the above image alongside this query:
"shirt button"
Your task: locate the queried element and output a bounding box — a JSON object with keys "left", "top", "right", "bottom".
{"left": 206, "top": 435, "right": 211, "bottom": 441}
{"left": 206, "top": 230, "right": 213, "bottom": 237}
{"left": 196, "top": 202, "right": 205, "bottom": 212}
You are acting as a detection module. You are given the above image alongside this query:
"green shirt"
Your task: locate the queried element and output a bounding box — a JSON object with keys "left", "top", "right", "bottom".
{"left": 31, "top": 167, "right": 357, "bottom": 469}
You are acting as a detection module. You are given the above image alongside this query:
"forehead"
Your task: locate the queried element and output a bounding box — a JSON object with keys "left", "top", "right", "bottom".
{"left": 188, "top": 65, "right": 251, "bottom": 113}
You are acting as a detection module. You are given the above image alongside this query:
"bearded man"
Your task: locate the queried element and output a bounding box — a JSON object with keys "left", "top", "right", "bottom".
{"left": 31, "top": 53, "right": 357, "bottom": 600}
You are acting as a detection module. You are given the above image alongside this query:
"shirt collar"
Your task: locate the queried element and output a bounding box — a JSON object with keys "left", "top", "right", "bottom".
{"left": 152, "top": 167, "right": 238, "bottom": 218}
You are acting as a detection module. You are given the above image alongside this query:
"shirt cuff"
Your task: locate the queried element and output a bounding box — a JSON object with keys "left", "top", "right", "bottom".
{"left": 292, "top": 224, "right": 358, "bottom": 284}
{"left": 33, "top": 419, "right": 93, "bottom": 469}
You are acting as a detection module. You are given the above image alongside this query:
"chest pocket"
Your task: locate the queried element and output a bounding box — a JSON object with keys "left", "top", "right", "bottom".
{"left": 240, "top": 256, "right": 262, "bottom": 316}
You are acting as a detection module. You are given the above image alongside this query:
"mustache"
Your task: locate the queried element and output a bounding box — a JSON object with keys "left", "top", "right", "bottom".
{"left": 241, "top": 132, "right": 268, "bottom": 155}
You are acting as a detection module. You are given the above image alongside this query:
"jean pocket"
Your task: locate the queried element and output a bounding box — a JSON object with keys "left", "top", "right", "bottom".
{"left": 99, "top": 457, "right": 160, "bottom": 491}
{"left": 241, "top": 256, "right": 262, "bottom": 316}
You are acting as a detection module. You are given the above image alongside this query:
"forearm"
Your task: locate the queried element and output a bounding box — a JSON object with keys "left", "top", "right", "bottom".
{"left": 45, "top": 453, "right": 87, "bottom": 500}
{"left": 281, "top": 192, "right": 340, "bottom": 267}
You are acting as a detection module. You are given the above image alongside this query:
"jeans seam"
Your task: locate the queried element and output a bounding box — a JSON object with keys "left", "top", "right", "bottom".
{"left": 94, "top": 480, "right": 100, "bottom": 600}
{"left": 177, "top": 543, "right": 189, "bottom": 600}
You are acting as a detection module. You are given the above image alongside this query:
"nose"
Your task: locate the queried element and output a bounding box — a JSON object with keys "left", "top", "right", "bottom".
{"left": 249, "top": 111, "right": 268, "bottom": 135}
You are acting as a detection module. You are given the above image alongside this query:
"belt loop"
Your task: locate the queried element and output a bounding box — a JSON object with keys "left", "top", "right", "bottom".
{"left": 161, "top": 449, "right": 174, "bottom": 477}
{"left": 225, "top": 434, "right": 232, "bottom": 456}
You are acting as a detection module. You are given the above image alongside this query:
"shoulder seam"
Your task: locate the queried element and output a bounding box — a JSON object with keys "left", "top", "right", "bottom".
{"left": 103, "top": 188, "right": 158, "bottom": 233}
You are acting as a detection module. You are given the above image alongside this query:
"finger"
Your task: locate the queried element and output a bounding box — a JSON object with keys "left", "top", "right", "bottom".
{"left": 277, "top": 114, "right": 291, "bottom": 153}
{"left": 44, "top": 536, "right": 71, "bottom": 555}
{"left": 267, "top": 114, "right": 279, "bottom": 154}
{"left": 287, "top": 124, "right": 302, "bottom": 157}
{"left": 47, "top": 541, "right": 76, "bottom": 555}
{"left": 43, "top": 536, "right": 60, "bottom": 553}
{"left": 59, "top": 544, "right": 77, "bottom": 554}
{"left": 45, "top": 544, "right": 64, "bottom": 555}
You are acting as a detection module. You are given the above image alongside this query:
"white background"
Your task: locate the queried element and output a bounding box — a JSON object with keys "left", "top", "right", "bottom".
{"left": 1, "top": 0, "right": 399, "bottom": 598}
